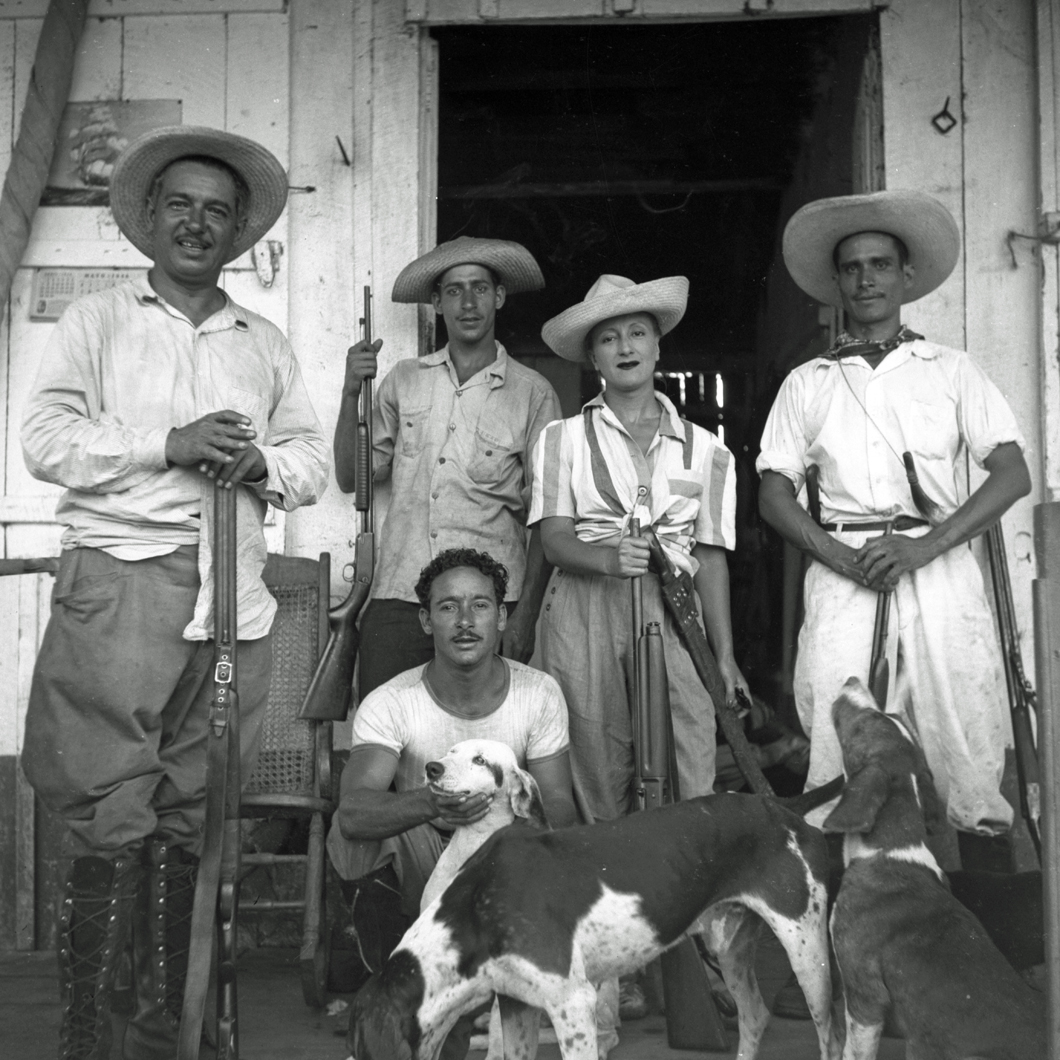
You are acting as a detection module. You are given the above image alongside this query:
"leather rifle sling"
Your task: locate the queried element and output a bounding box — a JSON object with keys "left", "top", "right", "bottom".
{"left": 178, "top": 483, "right": 238, "bottom": 1060}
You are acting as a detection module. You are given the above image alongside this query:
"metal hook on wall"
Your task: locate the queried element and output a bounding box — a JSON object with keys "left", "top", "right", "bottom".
{"left": 931, "top": 97, "right": 958, "bottom": 135}
{"left": 1006, "top": 214, "right": 1060, "bottom": 267}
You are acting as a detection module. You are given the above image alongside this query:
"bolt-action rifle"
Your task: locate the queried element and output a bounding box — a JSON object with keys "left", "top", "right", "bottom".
{"left": 985, "top": 521, "right": 1041, "bottom": 861}
{"left": 628, "top": 522, "right": 727, "bottom": 1052}
{"left": 299, "top": 287, "right": 376, "bottom": 722}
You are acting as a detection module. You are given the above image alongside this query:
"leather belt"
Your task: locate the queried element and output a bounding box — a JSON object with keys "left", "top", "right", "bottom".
{"left": 821, "top": 516, "right": 929, "bottom": 533}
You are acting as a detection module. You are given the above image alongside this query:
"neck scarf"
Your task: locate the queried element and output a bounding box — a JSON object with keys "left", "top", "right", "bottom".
{"left": 825, "top": 325, "right": 924, "bottom": 361}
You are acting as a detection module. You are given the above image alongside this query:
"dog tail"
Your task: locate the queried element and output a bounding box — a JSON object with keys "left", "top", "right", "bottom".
{"left": 778, "top": 774, "right": 844, "bottom": 816}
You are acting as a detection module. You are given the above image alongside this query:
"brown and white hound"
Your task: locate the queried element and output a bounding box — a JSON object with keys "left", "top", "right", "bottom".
{"left": 348, "top": 788, "right": 841, "bottom": 1060}
{"left": 823, "top": 677, "right": 1045, "bottom": 1060}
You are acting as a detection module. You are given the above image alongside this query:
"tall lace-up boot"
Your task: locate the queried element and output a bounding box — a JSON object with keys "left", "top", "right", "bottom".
{"left": 58, "top": 855, "right": 138, "bottom": 1060}
{"left": 124, "top": 837, "right": 198, "bottom": 1059}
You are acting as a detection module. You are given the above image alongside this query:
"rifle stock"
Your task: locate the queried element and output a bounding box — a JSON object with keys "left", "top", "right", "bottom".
{"left": 298, "top": 286, "right": 376, "bottom": 722}
{"left": 642, "top": 529, "right": 773, "bottom": 797}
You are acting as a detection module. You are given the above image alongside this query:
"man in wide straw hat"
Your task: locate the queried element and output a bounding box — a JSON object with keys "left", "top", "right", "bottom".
{"left": 334, "top": 236, "right": 560, "bottom": 695}
{"left": 757, "top": 189, "right": 1030, "bottom": 856}
{"left": 20, "top": 125, "right": 329, "bottom": 1059}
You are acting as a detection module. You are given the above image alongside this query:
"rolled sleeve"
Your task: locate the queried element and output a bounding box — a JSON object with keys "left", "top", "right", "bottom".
{"left": 529, "top": 419, "right": 575, "bottom": 525}
{"left": 692, "top": 441, "right": 737, "bottom": 550}
{"left": 955, "top": 355, "right": 1026, "bottom": 467}
{"left": 253, "top": 349, "right": 329, "bottom": 510}
{"left": 525, "top": 674, "right": 570, "bottom": 763}
{"left": 756, "top": 372, "right": 809, "bottom": 490}
{"left": 351, "top": 687, "right": 408, "bottom": 757}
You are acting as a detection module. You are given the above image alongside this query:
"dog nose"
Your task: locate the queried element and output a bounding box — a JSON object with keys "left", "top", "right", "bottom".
{"left": 425, "top": 761, "right": 444, "bottom": 781}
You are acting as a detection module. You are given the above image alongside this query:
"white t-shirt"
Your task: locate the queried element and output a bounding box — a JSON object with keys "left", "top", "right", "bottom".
{"left": 351, "top": 658, "right": 570, "bottom": 794}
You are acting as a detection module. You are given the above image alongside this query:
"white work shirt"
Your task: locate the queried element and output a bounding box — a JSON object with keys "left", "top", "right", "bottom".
{"left": 756, "top": 338, "right": 1025, "bottom": 525}
{"left": 21, "top": 277, "right": 329, "bottom": 639}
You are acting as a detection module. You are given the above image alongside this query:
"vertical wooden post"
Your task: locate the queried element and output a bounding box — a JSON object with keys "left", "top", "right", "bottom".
{"left": 1033, "top": 501, "right": 1060, "bottom": 1056}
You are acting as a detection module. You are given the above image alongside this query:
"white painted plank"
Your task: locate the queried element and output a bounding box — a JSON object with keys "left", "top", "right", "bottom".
{"left": 0, "top": 1, "right": 284, "bottom": 16}
{"left": 122, "top": 14, "right": 226, "bottom": 128}
{"left": 880, "top": 0, "right": 964, "bottom": 351}
{"left": 287, "top": 0, "right": 355, "bottom": 574}
{"left": 961, "top": 0, "right": 1040, "bottom": 661}
{"left": 6, "top": 270, "right": 61, "bottom": 498}
{"left": 226, "top": 11, "right": 288, "bottom": 164}
{"left": 69, "top": 15, "right": 122, "bottom": 101}
{"left": 0, "top": 576, "right": 19, "bottom": 755}
{"left": 222, "top": 266, "right": 288, "bottom": 338}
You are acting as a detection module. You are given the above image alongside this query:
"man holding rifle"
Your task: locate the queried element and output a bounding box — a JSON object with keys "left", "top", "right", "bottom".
{"left": 334, "top": 237, "right": 561, "bottom": 695}
{"left": 757, "top": 190, "right": 1031, "bottom": 866}
{"left": 20, "top": 127, "right": 329, "bottom": 1060}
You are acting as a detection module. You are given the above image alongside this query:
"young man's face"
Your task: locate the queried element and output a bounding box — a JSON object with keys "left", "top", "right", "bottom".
{"left": 147, "top": 159, "right": 245, "bottom": 290}
{"left": 431, "top": 264, "right": 506, "bottom": 347}
{"left": 833, "top": 231, "right": 914, "bottom": 332}
{"left": 420, "top": 566, "right": 506, "bottom": 668}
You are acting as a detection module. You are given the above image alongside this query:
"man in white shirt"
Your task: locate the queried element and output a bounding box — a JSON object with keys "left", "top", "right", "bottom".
{"left": 328, "top": 547, "right": 575, "bottom": 913}
{"left": 20, "top": 126, "right": 329, "bottom": 1060}
{"left": 757, "top": 190, "right": 1030, "bottom": 857}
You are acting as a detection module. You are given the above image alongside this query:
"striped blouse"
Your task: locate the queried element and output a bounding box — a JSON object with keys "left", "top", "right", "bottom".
{"left": 528, "top": 391, "right": 736, "bottom": 575}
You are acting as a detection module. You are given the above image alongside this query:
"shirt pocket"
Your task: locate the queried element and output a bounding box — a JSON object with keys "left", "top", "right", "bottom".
{"left": 399, "top": 405, "right": 432, "bottom": 458}
{"left": 227, "top": 386, "right": 269, "bottom": 438}
{"left": 904, "top": 398, "right": 958, "bottom": 462}
{"left": 468, "top": 424, "right": 516, "bottom": 485}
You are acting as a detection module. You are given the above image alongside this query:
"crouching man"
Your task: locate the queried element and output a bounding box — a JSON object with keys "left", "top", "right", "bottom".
{"left": 327, "top": 547, "right": 576, "bottom": 945}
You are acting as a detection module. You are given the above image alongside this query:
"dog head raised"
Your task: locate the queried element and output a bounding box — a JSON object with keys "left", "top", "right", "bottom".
{"left": 822, "top": 677, "right": 945, "bottom": 841}
{"left": 424, "top": 739, "right": 549, "bottom": 829}
{"left": 347, "top": 951, "right": 422, "bottom": 1060}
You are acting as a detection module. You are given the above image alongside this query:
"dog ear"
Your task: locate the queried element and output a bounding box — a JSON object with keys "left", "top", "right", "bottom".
{"left": 509, "top": 766, "right": 550, "bottom": 829}
{"left": 910, "top": 744, "right": 947, "bottom": 835}
{"left": 348, "top": 976, "right": 414, "bottom": 1060}
{"left": 821, "top": 762, "right": 890, "bottom": 833}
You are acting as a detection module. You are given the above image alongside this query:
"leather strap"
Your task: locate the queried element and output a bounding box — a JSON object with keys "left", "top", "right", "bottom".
{"left": 178, "top": 485, "right": 238, "bottom": 1060}
{"left": 821, "top": 515, "right": 928, "bottom": 533}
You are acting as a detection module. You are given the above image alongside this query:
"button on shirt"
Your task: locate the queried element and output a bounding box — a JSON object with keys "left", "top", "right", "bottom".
{"left": 756, "top": 339, "right": 1025, "bottom": 525}
{"left": 529, "top": 391, "right": 736, "bottom": 575}
{"left": 371, "top": 343, "right": 561, "bottom": 602}
{"left": 21, "top": 278, "right": 329, "bottom": 640}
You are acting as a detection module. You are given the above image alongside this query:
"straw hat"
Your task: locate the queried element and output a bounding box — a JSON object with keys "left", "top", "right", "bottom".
{"left": 391, "top": 236, "right": 544, "bottom": 304}
{"left": 782, "top": 189, "right": 960, "bottom": 308}
{"left": 541, "top": 274, "right": 689, "bottom": 363}
{"left": 109, "top": 125, "right": 288, "bottom": 262}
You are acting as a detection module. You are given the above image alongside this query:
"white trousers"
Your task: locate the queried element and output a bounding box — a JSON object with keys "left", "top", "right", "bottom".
{"left": 796, "top": 531, "right": 1013, "bottom": 834}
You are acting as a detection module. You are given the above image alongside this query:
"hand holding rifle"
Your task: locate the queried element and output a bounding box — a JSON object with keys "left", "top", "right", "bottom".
{"left": 299, "top": 287, "right": 378, "bottom": 722}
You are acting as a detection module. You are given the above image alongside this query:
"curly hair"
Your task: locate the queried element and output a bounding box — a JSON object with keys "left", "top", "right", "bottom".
{"left": 414, "top": 548, "right": 509, "bottom": 606}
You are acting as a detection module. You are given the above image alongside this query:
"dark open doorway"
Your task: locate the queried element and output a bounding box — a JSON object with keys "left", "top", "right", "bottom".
{"left": 433, "top": 15, "right": 878, "bottom": 705}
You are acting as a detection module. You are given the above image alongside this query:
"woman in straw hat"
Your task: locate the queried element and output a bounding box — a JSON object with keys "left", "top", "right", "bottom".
{"left": 528, "top": 275, "right": 750, "bottom": 826}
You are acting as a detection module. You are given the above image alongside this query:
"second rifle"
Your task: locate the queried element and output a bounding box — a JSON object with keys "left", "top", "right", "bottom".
{"left": 628, "top": 522, "right": 728, "bottom": 1052}
{"left": 299, "top": 286, "right": 376, "bottom": 722}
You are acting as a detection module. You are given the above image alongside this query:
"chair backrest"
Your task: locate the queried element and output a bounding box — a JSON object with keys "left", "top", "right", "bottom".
{"left": 244, "top": 552, "right": 330, "bottom": 797}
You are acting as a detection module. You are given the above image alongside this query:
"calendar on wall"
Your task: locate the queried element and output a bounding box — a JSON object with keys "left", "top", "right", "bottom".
{"left": 30, "top": 268, "right": 148, "bottom": 322}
